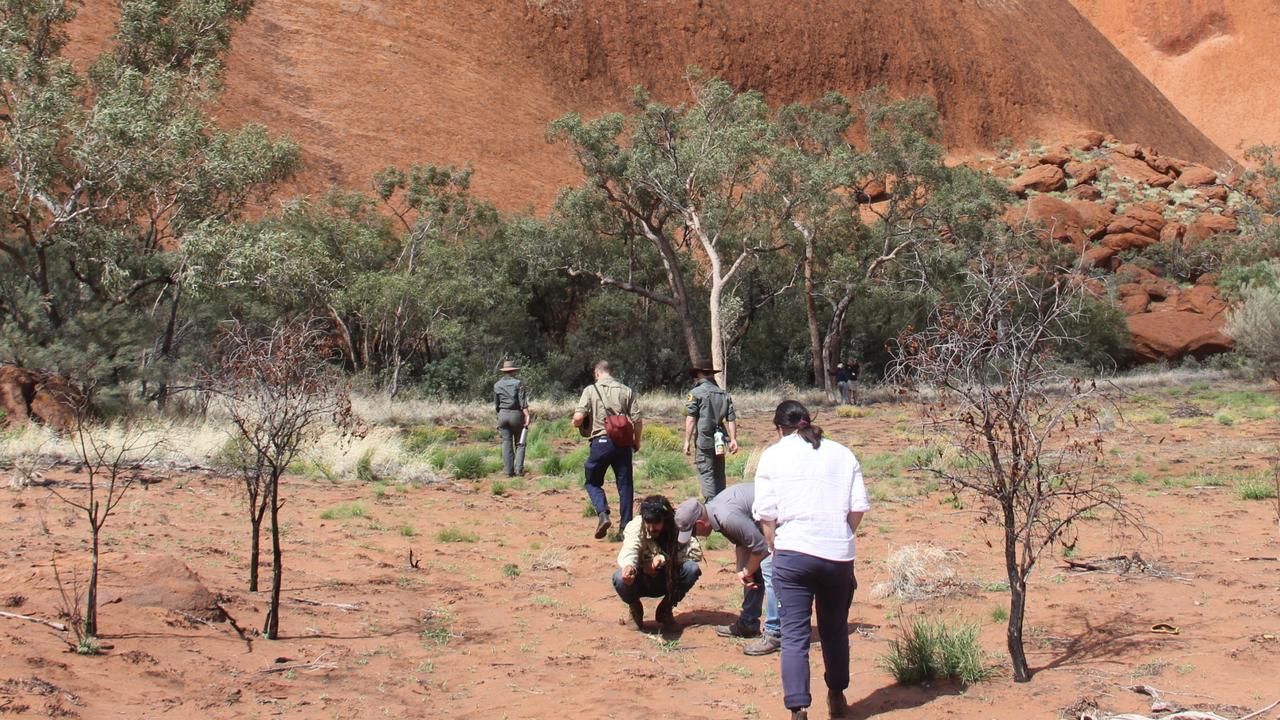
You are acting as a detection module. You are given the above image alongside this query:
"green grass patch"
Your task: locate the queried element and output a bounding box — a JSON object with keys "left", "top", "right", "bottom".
{"left": 491, "top": 480, "right": 510, "bottom": 496}
{"left": 701, "top": 531, "right": 728, "bottom": 551}
{"left": 1128, "top": 471, "right": 1150, "bottom": 485}
{"left": 863, "top": 451, "right": 905, "bottom": 479}
{"left": 835, "top": 405, "right": 871, "bottom": 418}
{"left": 355, "top": 448, "right": 379, "bottom": 483}
{"left": 989, "top": 607, "right": 1008, "bottom": 623}
{"left": 1237, "top": 479, "right": 1278, "bottom": 500}
{"left": 541, "top": 454, "right": 564, "bottom": 476}
{"left": 529, "top": 418, "right": 574, "bottom": 442}
{"left": 399, "top": 524, "right": 416, "bottom": 537}
{"left": 294, "top": 457, "right": 339, "bottom": 483}
{"left": 502, "top": 563, "right": 521, "bottom": 578}
{"left": 470, "top": 427, "right": 497, "bottom": 442}
{"left": 726, "top": 452, "right": 749, "bottom": 481}
{"left": 435, "top": 526, "right": 479, "bottom": 543}
{"left": 641, "top": 450, "right": 689, "bottom": 484}
{"left": 404, "top": 425, "right": 460, "bottom": 454}
{"left": 526, "top": 437, "right": 553, "bottom": 460}
{"left": 644, "top": 424, "right": 684, "bottom": 452}
{"left": 1214, "top": 411, "right": 1236, "bottom": 426}
{"left": 878, "top": 616, "right": 994, "bottom": 685}
{"left": 1145, "top": 411, "right": 1169, "bottom": 425}
{"left": 450, "top": 448, "right": 492, "bottom": 480}
{"left": 320, "top": 501, "right": 367, "bottom": 520}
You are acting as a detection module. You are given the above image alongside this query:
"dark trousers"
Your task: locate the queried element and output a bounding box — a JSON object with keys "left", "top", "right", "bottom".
{"left": 497, "top": 410, "right": 526, "bottom": 476}
{"left": 773, "top": 549, "right": 857, "bottom": 711}
{"left": 694, "top": 447, "right": 726, "bottom": 500}
{"left": 611, "top": 560, "right": 702, "bottom": 605}
{"left": 584, "top": 436, "right": 634, "bottom": 528}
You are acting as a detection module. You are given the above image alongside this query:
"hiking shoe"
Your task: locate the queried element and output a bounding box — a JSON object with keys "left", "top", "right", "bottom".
{"left": 594, "top": 513, "right": 611, "bottom": 540}
{"left": 655, "top": 598, "right": 676, "bottom": 629}
{"left": 743, "top": 633, "right": 781, "bottom": 656}
{"left": 627, "top": 600, "right": 644, "bottom": 630}
{"left": 827, "top": 690, "right": 849, "bottom": 718}
{"left": 790, "top": 710, "right": 808, "bottom": 720}
{"left": 714, "top": 620, "right": 761, "bottom": 639}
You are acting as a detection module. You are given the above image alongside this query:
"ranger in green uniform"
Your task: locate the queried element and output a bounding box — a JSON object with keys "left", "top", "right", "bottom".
{"left": 493, "top": 360, "right": 530, "bottom": 477}
{"left": 682, "top": 365, "right": 739, "bottom": 500}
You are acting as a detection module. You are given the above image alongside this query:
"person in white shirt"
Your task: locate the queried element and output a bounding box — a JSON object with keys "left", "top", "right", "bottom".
{"left": 752, "top": 400, "right": 870, "bottom": 720}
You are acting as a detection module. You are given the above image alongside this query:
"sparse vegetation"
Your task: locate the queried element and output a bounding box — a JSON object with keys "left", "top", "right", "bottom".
{"left": 879, "top": 616, "right": 994, "bottom": 685}
{"left": 321, "top": 502, "right": 367, "bottom": 520}
{"left": 435, "top": 527, "right": 479, "bottom": 543}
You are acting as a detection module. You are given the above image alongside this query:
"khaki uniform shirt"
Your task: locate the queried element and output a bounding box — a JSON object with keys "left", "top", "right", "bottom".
{"left": 617, "top": 517, "right": 704, "bottom": 570}
{"left": 685, "top": 378, "right": 736, "bottom": 450}
{"left": 575, "top": 377, "right": 641, "bottom": 438}
{"left": 493, "top": 375, "right": 528, "bottom": 413}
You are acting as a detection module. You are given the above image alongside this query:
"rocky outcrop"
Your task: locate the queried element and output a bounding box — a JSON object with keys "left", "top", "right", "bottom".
{"left": 0, "top": 365, "right": 82, "bottom": 431}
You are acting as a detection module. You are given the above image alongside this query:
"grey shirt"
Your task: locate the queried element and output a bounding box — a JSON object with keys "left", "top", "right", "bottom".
{"left": 685, "top": 378, "right": 736, "bottom": 450}
{"left": 706, "top": 483, "right": 768, "bottom": 556}
{"left": 493, "top": 375, "right": 528, "bottom": 413}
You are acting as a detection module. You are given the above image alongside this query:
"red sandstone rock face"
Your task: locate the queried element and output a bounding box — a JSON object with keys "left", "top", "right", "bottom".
{"left": 0, "top": 365, "right": 81, "bottom": 431}
{"left": 1006, "top": 195, "right": 1087, "bottom": 248}
{"left": 1108, "top": 153, "right": 1176, "bottom": 188}
{"left": 1187, "top": 212, "right": 1238, "bottom": 241}
{"left": 1127, "top": 311, "right": 1232, "bottom": 362}
{"left": 1178, "top": 164, "right": 1219, "bottom": 187}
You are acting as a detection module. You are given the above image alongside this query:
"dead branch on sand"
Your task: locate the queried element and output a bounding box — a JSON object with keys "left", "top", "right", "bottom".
{"left": 289, "top": 597, "right": 360, "bottom": 611}
{"left": 260, "top": 652, "right": 336, "bottom": 674}
{"left": 0, "top": 610, "right": 67, "bottom": 631}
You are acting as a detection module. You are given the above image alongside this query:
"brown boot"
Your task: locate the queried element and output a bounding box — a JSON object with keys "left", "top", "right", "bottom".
{"left": 789, "top": 710, "right": 808, "bottom": 720}
{"left": 626, "top": 600, "right": 644, "bottom": 630}
{"left": 743, "top": 633, "right": 781, "bottom": 656}
{"left": 655, "top": 597, "right": 677, "bottom": 630}
{"left": 594, "top": 512, "right": 611, "bottom": 540}
{"left": 827, "top": 689, "right": 848, "bottom": 718}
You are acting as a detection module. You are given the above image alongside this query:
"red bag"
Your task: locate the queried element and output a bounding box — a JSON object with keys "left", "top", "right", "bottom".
{"left": 593, "top": 385, "right": 635, "bottom": 448}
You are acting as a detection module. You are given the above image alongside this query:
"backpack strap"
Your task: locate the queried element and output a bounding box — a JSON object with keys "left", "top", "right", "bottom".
{"left": 592, "top": 383, "right": 617, "bottom": 417}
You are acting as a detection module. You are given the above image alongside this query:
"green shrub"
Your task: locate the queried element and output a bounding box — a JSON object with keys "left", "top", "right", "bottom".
{"left": 450, "top": 448, "right": 490, "bottom": 480}
{"left": 701, "top": 531, "right": 728, "bottom": 551}
{"left": 356, "top": 448, "right": 379, "bottom": 483}
{"left": 502, "top": 563, "right": 520, "bottom": 577}
{"left": 644, "top": 425, "right": 684, "bottom": 452}
{"left": 294, "top": 457, "right": 339, "bottom": 483}
{"left": 642, "top": 451, "right": 689, "bottom": 484}
{"left": 878, "top": 616, "right": 993, "bottom": 685}
{"left": 989, "top": 607, "right": 1008, "bottom": 623}
{"left": 435, "top": 526, "right": 478, "bottom": 543}
{"left": 491, "top": 480, "right": 509, "bottom": 496}
{"left": 725, "top": 452, "right": 748, "bottom": 480}
{"left": 561, "top": 444, "right": 589, "bottom": 469}
{"left": 835, "top": 405, "right": 870, "bottom": 418}
{"left": 1214, "top": 411, "right": 1236, "bottom": 426}
{"left": 320, "top": 501, "right": 367, "bottom": 520}
{"left": 471, "top": 427, "right": 496, "bottom": 442}
{"left": 399, "top": 524, "right": 416, "bottom": 537}
{"left": 526, "top": 437, "right": 552, "bottom": 460}
{"left": 1238, "top": 479, "right": 1278, "bottom": 500}
{"left": 541, "top": 454, "right": 564, "bottom": 476}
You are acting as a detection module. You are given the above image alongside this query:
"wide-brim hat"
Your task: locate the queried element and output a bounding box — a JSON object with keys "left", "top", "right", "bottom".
{"left": 687, "top": 365, "right": 721, "bottom": 376}
{"left": 499, "top": 360, "right": 520, "bottom": 372}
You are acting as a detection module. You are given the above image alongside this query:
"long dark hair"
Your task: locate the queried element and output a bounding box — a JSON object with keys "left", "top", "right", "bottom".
{"left": 639, "top": 494, "right": 680, "bottom": 588}
{"left": 773, "top": 400, "right": 823, "bottom": 449}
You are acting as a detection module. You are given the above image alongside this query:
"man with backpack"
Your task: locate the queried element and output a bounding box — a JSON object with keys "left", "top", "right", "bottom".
{"left": 573, "top": 360, "right": 643, "bottom": 540}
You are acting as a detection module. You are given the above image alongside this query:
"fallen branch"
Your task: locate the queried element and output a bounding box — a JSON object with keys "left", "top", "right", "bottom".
{"left": 1103, "top": 698, "right": 1280, "bottom": 720}
{"left": 289, "top": 597, "right": 360, "bottom": 612}
{"left": 260, "top": 652, "right": 335, "bottom": 674}
{"left": 1235, "top": 556, "right": 1279, "bottom": 562}
{"left": 0, "top": 610, "right": 68, "bottom": 631}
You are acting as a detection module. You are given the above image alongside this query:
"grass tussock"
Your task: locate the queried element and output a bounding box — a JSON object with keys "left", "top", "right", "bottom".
{"left": 871, "top": 544, "right": 969, "bottom": 601}
{"left": 879, "top": 615, "right": 994, "bottom": 685}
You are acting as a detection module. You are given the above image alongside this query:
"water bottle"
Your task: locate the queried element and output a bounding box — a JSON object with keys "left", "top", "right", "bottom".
{"left": 714, "top": 430, "right": 726, "bottom": 456}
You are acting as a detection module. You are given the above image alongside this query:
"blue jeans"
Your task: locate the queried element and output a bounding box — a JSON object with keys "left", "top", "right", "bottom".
{"left": 584, "top": 436, "right": 634, "bottom": 527}
{"left": 611, "top": 560, "right": 702, "bottom": 605}
{"left": 739, "top": 553, "right": 781, "bottom": 637}
{"left": 773, "top": 550, "right": 856, "bottom": 711}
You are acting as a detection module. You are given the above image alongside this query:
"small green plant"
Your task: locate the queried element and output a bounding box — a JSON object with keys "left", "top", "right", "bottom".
{"left": 435, "top": 526, "right": 479, "bottom": 543}
{"left": 878, "top": 616, "right": 994, "bottom": 685}
{"left": 398, "top": 524, "right": 416, "bottom": 537}
{"left": 541, "top": 454, "right": 564, "bottom": 476}
{"left": 1128, "top": 471, "right": 1150, "bottom": 485}
{"left": 982, "top": 581, "right": 1009, "bottom": 593}
{"left": 450, "top": 448, "right": 490, "bottom": 480}
{"left": 356, "top": 448, "right": 379, "bottom": 483}
{"left": 989, "top": 607, "right": 1008, "bottom": 623}
{"left": 581, "top": 499, "right": 600, "bottom": 518}
{"left": 1238, "top": 479, "right": 1278, "bottom": 500}
{"left": 835, "top": 405, "right": 870, "bottom": 418}
{"left": 471, "top": 427, "right": 497, "bottom": 442}
{"left": 491, "top": 480, "right": 509, "bottom": 496}
{"left": 76, "top": 635, "right": 102, "bottom": 655}
{"left": 532, "top": 594, "right": 558, "bottom": 607}
{"left": 320, "top": 501, "right": 367, "bottom": 520}
{"left": 502, "top": 563, "right": 520, "bottom": 577}
{"left": 420, "top": 607, "right": 455, "bottom": 646}
{"left": 644, "top": 425, "right": 684, "bottom": 451}
{"left": 1214, "top": 411, "right": 1236, "bottom": 426}
{"left": 1146, "top": 411, "right": 1169, "bottom": 425}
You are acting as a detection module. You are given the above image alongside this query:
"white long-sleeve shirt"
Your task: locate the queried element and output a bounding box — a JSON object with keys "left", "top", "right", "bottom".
{"left": 752, "top": 433, "right": 870, "bottom": 562}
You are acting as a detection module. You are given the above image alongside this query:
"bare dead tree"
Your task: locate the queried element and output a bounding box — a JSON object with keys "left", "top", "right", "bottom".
{"left": 46, "top": 402, "right": 162, "bottom": 640}
{"left": 206, "top": 321, "right": 357, "bottom": 640}
{"left": 891, "top": 242, "right": 1141, "bottom": 682}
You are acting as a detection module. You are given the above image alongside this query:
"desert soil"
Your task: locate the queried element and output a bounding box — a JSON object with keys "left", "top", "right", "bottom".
{"left": 2, "top": 381, "right": 1279, "bottom": 719}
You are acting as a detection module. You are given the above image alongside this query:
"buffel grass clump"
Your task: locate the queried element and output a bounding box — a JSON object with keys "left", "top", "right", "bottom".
{"left": 871, "top": 544, "right": 970, "bottom": 602}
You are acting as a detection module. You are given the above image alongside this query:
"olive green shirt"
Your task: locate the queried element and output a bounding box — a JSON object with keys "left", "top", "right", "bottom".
{"left": 493, "top": 375, "right": 528, "bottom": 413}
{"left": 685, "top": 378, "right": 736, "bottom": 450}
{"left": 575, "top": 377, "right": 641, "bottom": 438}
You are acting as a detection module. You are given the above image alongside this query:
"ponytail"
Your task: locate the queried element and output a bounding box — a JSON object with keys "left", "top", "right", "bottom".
{"left": 773, "top": 400, "right": 822, "bottom": 449}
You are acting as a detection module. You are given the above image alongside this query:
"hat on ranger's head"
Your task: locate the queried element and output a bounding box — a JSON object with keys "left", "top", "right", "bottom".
{"left": 674, "top": 497, "right": 706, "bottom": 544}
{"left": 499, "top": 360, "right": 519, "bottom": 372}
{"left": 687, "top": 359, "right": 720, "bottom": 376}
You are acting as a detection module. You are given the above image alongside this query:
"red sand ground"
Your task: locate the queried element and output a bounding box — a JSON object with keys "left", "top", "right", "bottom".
{"left": 2, "top": 382, "right": 1279, "bottom": 719}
